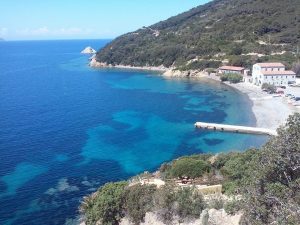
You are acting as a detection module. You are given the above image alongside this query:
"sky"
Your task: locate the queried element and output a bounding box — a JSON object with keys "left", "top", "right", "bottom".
{"left": 0, "top": 0, "right": 210, "bottom": 40}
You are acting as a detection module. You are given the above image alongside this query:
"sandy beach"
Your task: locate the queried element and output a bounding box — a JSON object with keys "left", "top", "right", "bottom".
{"left": 220, "top": 81, "right": 299, "bottom": 130}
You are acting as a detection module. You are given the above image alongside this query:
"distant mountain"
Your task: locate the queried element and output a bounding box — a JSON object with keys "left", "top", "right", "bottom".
{"left": 0, "top": 38, "right": 4, "bottom": 41}
{"left": 96, "top": 0, "right": 300, "bottom": 69}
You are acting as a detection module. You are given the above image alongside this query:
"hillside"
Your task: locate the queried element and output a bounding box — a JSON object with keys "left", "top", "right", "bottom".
{"left": 95, "top": 0, "right": 300, "bottom": 69}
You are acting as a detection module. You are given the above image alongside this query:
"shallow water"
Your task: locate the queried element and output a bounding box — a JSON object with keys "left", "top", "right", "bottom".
{"left": 0, "top": 40, "right": 267, "bottom": 225}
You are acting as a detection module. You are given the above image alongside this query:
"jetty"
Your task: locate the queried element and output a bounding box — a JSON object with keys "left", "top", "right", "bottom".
{"left": 195, "top": 122, "right": 277, "bottom": 136}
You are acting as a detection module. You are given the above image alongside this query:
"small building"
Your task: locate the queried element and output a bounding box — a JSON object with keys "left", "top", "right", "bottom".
{"left": 252, "top": 63, "right": 296, "bottom": 86}
{"left": 218, "top": 66, "right": 245, "bottom": 75}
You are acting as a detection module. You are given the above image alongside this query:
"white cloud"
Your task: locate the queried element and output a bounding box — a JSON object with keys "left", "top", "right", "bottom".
{"left": 15, "top": 27, "right": 94, "bottom": 37}
{"left": 0, "top": 27, "right": 8, "bottom": 36}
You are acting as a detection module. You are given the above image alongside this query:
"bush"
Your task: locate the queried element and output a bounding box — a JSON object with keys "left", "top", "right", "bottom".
{"left": 80, "top": 181, "right": 127, "bottom": 225}
{"left": 153, "top": 184, "right": 177, "bottom": 223}
{"left": 221, "top": 149, "right": 258, "bottom": 195}
{"left": 124, "top": 184, "right": 157, "bottom": 225}
{"left": 220, "top": 73, "right": 243, "bottom": 83}
{"left": 175, "top": 187, "right": 206, "bottom": 221}
{"left": 167, "top": 158, "right": 211, "bottom": 179}
{"left": 224, "top": 199, "right": 241, "bottom": 215}
{"left": 261, "top": 83, "right": 276, "bottom": 93}
{"left": 208, "top": 197, "right": 225, "bottom": 210}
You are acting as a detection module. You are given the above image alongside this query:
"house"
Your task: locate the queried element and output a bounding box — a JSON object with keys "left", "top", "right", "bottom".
{"left": 252, "top": 63, "right": 296, "bottom": 86}
{"left": 218, "top": 66, "right": 245, "bottom": 75}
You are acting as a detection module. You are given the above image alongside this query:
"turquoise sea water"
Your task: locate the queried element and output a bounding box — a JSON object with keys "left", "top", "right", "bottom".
{"left": 0, "top": 40, "right": 268, "bottom": 225}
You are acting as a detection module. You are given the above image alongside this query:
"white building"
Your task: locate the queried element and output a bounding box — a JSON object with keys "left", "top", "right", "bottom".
{"left": 252, "top": 63, "right": 296, "bottom": 86}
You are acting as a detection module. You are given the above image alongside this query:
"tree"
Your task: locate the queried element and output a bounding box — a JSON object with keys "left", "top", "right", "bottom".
{"left": 292, "top": 63, "right": 300, "bottom": 77}
{"left": 221, "top": 149, "right": 258, "bottom": 194}
{"left": 241, "top": 113, "right": 300, "bottom": 225}
{"left": 261, "top": 83, "right": 276, "bottom": 93}
{"left": 80, "top": 181, "right": 127, "bottom": 225}
{"left": 220, "top": 73, "right": 243, "bottom": 83}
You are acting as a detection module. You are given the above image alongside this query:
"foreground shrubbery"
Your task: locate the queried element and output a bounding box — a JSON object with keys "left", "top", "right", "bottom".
{"left": 81, "top": 114, "right": 300, "bottom": 225}
{"left": 81, "top": 183, "right": 206, "bottom": 225}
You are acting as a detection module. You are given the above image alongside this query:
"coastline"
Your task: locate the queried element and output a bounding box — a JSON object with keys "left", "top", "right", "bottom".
{"left": 223, "top": 82, "right": 298, "bottom": 130}
{"left": 89, "top": 58, "right": 168, "bottom": 73}
{"left": 201, "top": 74, "right": 299, "bottom": 130}
{"left": 90, "top": 59, "right": 297, "bottom": 131}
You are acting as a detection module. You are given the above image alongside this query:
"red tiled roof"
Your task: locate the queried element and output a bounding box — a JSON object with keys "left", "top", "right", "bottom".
{"left": 256, "top": 62, "right": 285, "bottom": 68}
{"left": 219, "top": 66, "right": 245, "bottom": 71}
{"left": 262, "top": 70, "right": 296, "bottom": 76}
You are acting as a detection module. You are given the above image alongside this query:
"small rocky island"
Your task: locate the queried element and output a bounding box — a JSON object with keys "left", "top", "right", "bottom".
{"left": 81, "top": 46, "right": 96, "bottom": 54}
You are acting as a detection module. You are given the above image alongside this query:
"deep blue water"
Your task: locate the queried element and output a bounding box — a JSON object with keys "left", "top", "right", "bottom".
{"left": 0, "top": 40, "right": 267, "bottom": 225}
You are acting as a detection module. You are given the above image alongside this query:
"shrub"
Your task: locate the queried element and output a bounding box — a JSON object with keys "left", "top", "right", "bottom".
{"left": 153, "top": 184, "right": 177, "bottom": 223}
{"left": 80, "top": 181, "right": 127, "bottom": 225}
{"left": 168, "top": 158, "right": 211, "bottom": 179}
{"left": 224, "top": 199, "right": 242, "bottom": 215}
{"left": 261, "top": 83, "right": 276, "bottom": 93}
{"left": 175, "top": 187, "right": 206, "bottom": 221}
{"left": 220, "top": 73, "right": 243, "bottom": 83}
{"left": 208, "top": 197, "right": 225, "bottom": 210}
{"left": 124, "top": 184, "right": 157, "bottom": 225}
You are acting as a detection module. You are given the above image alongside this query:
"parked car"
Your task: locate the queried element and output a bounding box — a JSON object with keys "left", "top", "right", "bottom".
{"left": 295, "top": 97, "right": 300, "bottom": 101}
{"left": 279, "top": 86, "right": 286, "bottom": 89}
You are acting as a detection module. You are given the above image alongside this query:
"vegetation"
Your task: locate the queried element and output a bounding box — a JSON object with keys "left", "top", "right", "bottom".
{"left": 262, "top": 83, "right": 276, "bottom": 93}
{"left": 80, "top": 181, "right": 127, "bottom": 225}
{"left": 220, "top": 73, "right": 243, "bottom": 83}
{"left": 81, "top": 113, "right": 300, "bottom": 225}
{"left": 241, "top": 114, "right": 300, "bottom": 224}
{"left": 292, "top": 63, "right": 300, "bottom": 76}
{"left": 96, "top": 0, "right": 300, "bottom": 69}
{"left": 178, "top": 60, "right": 222, "bottom": 71}
{"left": 124, "top": 184, "right": 156, "bottom": 224}
{"left": 175, "top": 187, "right": 206, "bottom": 220}
{"left": 164, "top": 157, "right": 211, "bottom": 179}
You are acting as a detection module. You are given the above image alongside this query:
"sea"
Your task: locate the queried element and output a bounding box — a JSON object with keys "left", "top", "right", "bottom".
{"left": 0, "top": 39, "right": 268, "bottom": 225}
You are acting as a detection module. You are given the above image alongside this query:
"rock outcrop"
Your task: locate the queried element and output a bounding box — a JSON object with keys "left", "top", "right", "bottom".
{"left": 120, "top": 209, "right": 242, "bottom": 225}
{"left": 81, "top": 46, "right": 96, "bottom": 54}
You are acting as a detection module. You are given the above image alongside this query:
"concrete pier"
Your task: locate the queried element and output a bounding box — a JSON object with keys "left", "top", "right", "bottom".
{"left": 195, "top": 122, "right": 277, "bottom": 136}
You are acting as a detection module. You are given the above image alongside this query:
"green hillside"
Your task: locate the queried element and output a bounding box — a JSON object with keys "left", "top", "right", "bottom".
{"left": 96, "top": 0, "right": 300, "bottom": 69}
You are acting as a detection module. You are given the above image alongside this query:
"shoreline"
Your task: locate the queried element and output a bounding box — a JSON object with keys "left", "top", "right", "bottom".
{"left": 90, "top": 60, "right": 297, "bottom": 131}
{"left": 202, "top": 74, "right": 299, "bottom": 130}
{"left": 89, "top": 58, "right": 168, "bottom": 73}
